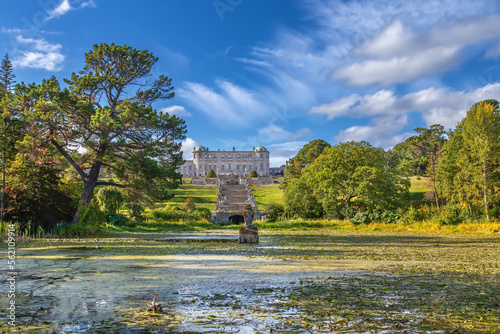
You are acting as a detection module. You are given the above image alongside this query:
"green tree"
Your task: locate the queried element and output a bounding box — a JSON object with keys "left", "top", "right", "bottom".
{"left": 299, "top": 141, "right": 409, "bottom": 219}
{"left": 281, "top": 139, "right": 330, "bottom": 191}
{"left": 0, "top": 53, "right": 18, "bottom": 222}
{"left": 17, "top": 44, "right": 187, "bottom": 224}
{"left": 283, "top": 176, "right": 323, "bottom": 218}
{"left": 439, "top": 100, "right": 500, "bottom": 222}
{"left": 206, "top": 169, "right": 216, "bottom": 178}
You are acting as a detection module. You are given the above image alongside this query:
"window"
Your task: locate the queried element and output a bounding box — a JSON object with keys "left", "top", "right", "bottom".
{"left": 260, "top": 153, "right": 263, "bottom": 159}
{"left": 237, "top": 155, "right": 240, "bottom": 159}
{"left": 204, "top": 154, "right": 208, "bottom": 159}
{"left": 237, "top": 165, "right": 240, "bottom": 170}
{"left": 209, "top": 164, "right": 212, "bottom": 170}
{"left": 193, "top": 154, "right": 196, "bottom": 159}
{"left": 227, "top": 154, "right": 232, "bottom": 159}
{"left": 213, "top": 155, "right": 217, "bottom": 160}
{"left": 221, "top": 155, "right": 225, "bottom": 159}
{"left": 205, "top": 165, "right": 208, "bottom": 171}
{"left": 228, "top": 164, "right": 231, "bottom": 170}
{"left": 183, "top": 166, "right": 186, "bottom": 171}
{"left": 248, "top": 155, "right": 252, "bottom": 160}
{"left": 242, "top": 165, "right": 246, "bottom": 170}
{"left": 188, "top": 165, "right": 192, "bottom": 171}
{"left": 255, "top": 154, "right": 259, "bottom": 159}
{"left": 214, "top": 166, "right": 217, "bottom": 171}
{"left": 260, "top": 163, "right": 263, "bottom": 170}
{"left": 209, "top": 155, "right": 212, "bottom": 159}
{"left": 243, "top": 154, "right": 246, "bottom": 159}
{"left": 221, "top": 165, "right": 225, "bottom": 170}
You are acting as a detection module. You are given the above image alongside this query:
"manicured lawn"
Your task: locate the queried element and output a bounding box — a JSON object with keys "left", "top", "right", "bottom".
{"left": 409, "top": 175, "right": 431, "bottom": 201}
{"left": 165, "top": 182, "right": 218, "bottom": 210}
{"left": 250, "top": 183, "right": 284, "bottom": 210}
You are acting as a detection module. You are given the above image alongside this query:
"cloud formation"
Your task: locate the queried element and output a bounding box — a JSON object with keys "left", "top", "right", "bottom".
{"left": 10, "top": 34, "right": 65, "bottom": 71}
{"left": 159, "top": 105, "right": 193, "bottom": 118}
{"left": 333, "top": 14, "right": 500, "bottom": 86}
{"left": 46, "top": 0, "right": 96, "bottom": 20}
{"left": 309, "top": 83, "right": 500, "bottom": 147}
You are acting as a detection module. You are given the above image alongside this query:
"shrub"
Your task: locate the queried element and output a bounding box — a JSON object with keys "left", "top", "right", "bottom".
{"left": 350, "top": 209, "right": 400, "bottom": 224}
{"left": 266, "top": 202, "right": 285, "bottom": 222}
{"left": 248, "top": 170, "right": 258, "bottom": 178}
{"left": 105, "top": 213, "right": 128, "bottom": 226}
{"left": 96, "top": 187, "right": 123, "bottom": 215}
{"left": 434, "top": 204, "right": 467, "bottom": 225}
{"left": 192, "top": 208, "right": 212, "bottom": 220}
{"left": 206, "top": 169, "right": 217, "bottom": 178}
{"left": 181, "top": 193, "right": 196, "bottom": 211}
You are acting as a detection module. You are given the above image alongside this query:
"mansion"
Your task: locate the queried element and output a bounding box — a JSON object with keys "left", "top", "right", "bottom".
{"left": 177, "top": 145, "right": 270, "bottom": 177}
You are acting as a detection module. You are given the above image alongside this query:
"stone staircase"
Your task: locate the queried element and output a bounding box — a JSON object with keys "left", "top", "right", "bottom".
{"left": 217, "top": 184, "right": 258, "bottom": 212}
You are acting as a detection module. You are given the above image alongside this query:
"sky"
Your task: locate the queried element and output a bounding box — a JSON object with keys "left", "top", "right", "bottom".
{"left": 1, "top": 0, "right": 500, "bottom": 166}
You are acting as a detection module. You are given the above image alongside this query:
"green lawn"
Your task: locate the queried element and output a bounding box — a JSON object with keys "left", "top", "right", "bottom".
{"left": 250, "top": 183, "right": 284, "bottom": 210}
{"left": 409, "top": 175, "right": 431, "bottom": 202}
{"left": 165, "top": 182, "right": 218, "bottom": 210}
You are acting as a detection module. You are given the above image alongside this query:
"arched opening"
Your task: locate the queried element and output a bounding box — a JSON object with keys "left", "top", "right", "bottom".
{"left": 228, "top": 214, "right": 244, "bottom": 225}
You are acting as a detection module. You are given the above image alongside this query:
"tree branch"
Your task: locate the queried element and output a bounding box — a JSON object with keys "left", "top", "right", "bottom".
{"left": 50, "top": 138, "right": 87, "bottom": 181}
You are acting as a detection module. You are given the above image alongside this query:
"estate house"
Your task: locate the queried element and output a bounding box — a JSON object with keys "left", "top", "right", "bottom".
{"left": 177, "top": 145, "right": 270, "bottom": 177}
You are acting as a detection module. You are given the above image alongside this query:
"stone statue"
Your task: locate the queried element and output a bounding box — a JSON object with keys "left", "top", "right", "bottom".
{"left": 239, "top": 204, "right": 258, "bottom": 243}
{"left": 244, "top": 205, "right": 254, "bottom": 229}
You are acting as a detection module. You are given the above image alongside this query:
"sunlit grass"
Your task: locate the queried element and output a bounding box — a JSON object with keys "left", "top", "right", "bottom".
{"left": 250, "top": 183, "right": 284, "bottom": 210}
{"left": 164, "top": 183, "right": 218, "bottom": 210}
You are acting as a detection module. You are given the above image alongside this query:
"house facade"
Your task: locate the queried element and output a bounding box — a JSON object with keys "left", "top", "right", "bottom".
{"left": 177, "top": 145, "right": 270, "bottom": 177}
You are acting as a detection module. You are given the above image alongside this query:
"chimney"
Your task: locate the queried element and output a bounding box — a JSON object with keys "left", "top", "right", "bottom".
{"left": 233, "top": 147, "right": 235, "bottom": 151}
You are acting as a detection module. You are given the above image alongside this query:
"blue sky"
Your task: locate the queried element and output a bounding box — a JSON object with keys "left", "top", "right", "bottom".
{"left": 1, "top": 0, "right": 500, "bottom": 166}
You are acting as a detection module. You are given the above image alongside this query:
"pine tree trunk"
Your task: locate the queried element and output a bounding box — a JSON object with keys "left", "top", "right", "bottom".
{"left": 71, "top": 162, "right": 102, "bottom": 224}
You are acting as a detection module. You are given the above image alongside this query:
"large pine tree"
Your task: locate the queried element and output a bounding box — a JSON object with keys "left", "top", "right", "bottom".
{"left": 17, "top": 44, "right": 187, "bottom": 224}
{"left": 0, "top": 53, "right": 16, "bottom": 222}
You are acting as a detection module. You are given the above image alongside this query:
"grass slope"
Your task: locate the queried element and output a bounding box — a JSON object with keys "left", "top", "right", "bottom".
{"left": 250, "top": 183, "right": 284, "bottom": 210}
{"left": 165, "top": 183, "right": 218, "bottom": 210}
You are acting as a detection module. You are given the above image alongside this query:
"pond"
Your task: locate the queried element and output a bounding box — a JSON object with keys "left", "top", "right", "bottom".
{"left": 1, "top": 230, "right": 499, "bottom": 333}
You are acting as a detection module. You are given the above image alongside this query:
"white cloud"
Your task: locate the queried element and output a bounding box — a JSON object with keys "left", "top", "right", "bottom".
{"left": 267, "top": 141, "right": 308, "bottom": 167}
{"left": 333, "top": 14, "right": 500, "bottom": 86}
{"left": 177, "top": 80, "right": 270, "bottom": 127}
{"left": 13, "top": 51, "right": 65, "bottom": 71}
{"left": 46, "top": 0, "right": 95, "bottom": 20}
{"left": 180, "top": 137, "right": 198, "bottom": 160}
{"left": 47, "top": 0, "right": 71, "bottom": 20}
{"left": 309, "top": 82, "right": 500, "bottom": 148}
{"left": 484, "top": 43, "right": 500, "bottom": 59}
{"left": 159, "top": 105, "right": 192, "bottom": 118}
{"left": 335, "top": 115, "right": 412, "bottom": 148}
{"left": 15, "top": 35, "right": 62, "bottom": 53}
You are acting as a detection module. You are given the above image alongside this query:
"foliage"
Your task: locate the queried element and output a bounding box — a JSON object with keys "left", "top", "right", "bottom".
{"left": 248, "top": 170, "right": 258, "bottom": 178}
{"left": 288, "top": 141, "right": 409, "bottom": 220}
{"left": 281, "top": 139, "right": 330, "bottom": 190}
{"left": 78, "top": 200, "right": 105, "bottom": 226}
{"left": 16, "top": 43, "right": 186, "bottom": 224}
{"left": 283, "top": 176, "right": 324, "bottom": 218}
{"left": 265, "top": 202, "right": 286, "bottom": 222}
{"left": 439, "top": 100, "right": 500, "bottom": 223}
{"left": 4, "top": 133, "right": 77, "bottom": 230}
{"left": 96, "top": 186, "right": 123, "bottom": 215}
{"left": 181, "top": 192, "right": 196, "bottom": 211}
{"left": 350, "top": 209, "right": 400, "bottom": 224}
{"left": 105, "top": 212, "right": 128, "bottom": 226}
{"left": 192, "top": 207, "right": 212, "bottom": 220}
{"left": 205, "top": 169, "right": 216, "bottom": 178}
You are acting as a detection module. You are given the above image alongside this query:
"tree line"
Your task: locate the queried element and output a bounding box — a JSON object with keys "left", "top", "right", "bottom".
{"left": 0, "top": 44, "right": 186, "bottom": 234}
{"left": 280, "top": 100, "right": 500, "bottom": 224}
